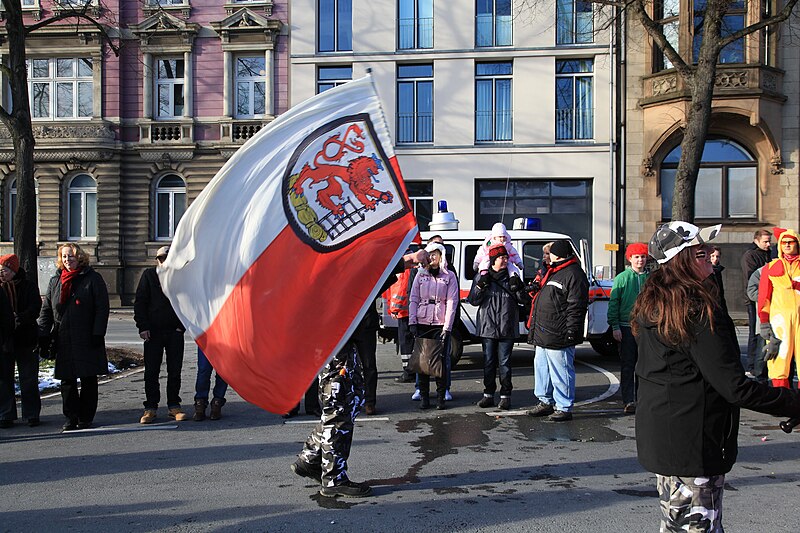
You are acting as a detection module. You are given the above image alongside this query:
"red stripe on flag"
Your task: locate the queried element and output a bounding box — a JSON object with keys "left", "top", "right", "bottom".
{"left": 197, "top": 213, "right": 417, "bottom": 414}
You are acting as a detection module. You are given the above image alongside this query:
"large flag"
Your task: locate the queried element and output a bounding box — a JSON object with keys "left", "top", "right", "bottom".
{"left": 159, "top": 75, "right": 418, "bottom": 414}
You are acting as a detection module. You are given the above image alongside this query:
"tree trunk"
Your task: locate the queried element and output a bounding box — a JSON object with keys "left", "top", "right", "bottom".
{"left": 2, "top": 0, "right": 38, "bottom": 275}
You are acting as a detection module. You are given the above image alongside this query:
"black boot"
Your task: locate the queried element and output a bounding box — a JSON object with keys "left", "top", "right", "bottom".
{"left": 436, "top": 389, "right": 446, "bottom": 410}
{"left": 419, "top": 392, "right": 430, "bottom": 410}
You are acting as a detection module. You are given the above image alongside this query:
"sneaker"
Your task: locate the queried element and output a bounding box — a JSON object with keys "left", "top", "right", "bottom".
{"left": 27, "top": 418, "right": 40, "bottom": 427}
{"left": 411, "top": 389, "right": 421, "bottom": 401}
{"left": 744, "top": 371, "right": 756, "bottom": 379}
{"left": 168, "top": 407, "right": 188, "bottom": 421}
{"left": 291, "top": 459, "right": 322, "bottom": 483}
{"left": 498, "top": 397, "right": 511, "bottom": 410}
{"left": 548, "top": 410, "right": 573, "bottom": 422}
{"left": 477, "top": 395, "right": 494, "bottom": 408}
{"left": 140, "top": 409, "right": 157, "bottom": 424}
{"left": 62, "top": 419, "right": 79, "bottom": 432}
{"left": 623, "top": 402, "right": 637, "bottom": 415}
{"left": 319, "top": 480, "right": 372, "bottom": 498}
{"left": 77, "top": 421, "right": 93, "bottom": 430}
{"left": 445, "top": 390, "right": 453, "bottom": 401}
{"left": 527, "top": 402, "right": 555, "bottom": 417}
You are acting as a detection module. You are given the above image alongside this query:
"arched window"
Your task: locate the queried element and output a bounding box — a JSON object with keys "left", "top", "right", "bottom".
{"left": 155, "top": 174, "right": 186, "bottom": 240}
{"left": 67, "top": 174, "right": 97, "bottom": 240}
{"left": 660, "top": 138, "right": 757, "bottom": 220}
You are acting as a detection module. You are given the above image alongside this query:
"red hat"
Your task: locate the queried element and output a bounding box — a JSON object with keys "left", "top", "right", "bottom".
{"left": 488, "top": 243, "right": 508, "bottom": 265}
{"left": 0, "top": 253, "right": 19, "bottom": 274}
{"left": 625, "top": 243, "right": 649, "bottom": 260}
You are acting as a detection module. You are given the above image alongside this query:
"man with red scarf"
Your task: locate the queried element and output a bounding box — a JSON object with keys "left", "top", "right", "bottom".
{"left": 758, "top": 227, "right": 800, "bottom": 388}
{"left": 526, "top": 239, "right": 589, "bottom": 421}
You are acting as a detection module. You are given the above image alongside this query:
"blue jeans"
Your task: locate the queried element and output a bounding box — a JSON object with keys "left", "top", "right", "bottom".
{"left": 534, "top": 346, "right": 575, "bottom": 412}
{"left": 482, "top": 338, "right": 514, "bottom": 396}
{"left": 619, "top": 326, "right": 638, "bottom": 404}
{"left": 195, "top": 347, "right": 228, "bottom": 401}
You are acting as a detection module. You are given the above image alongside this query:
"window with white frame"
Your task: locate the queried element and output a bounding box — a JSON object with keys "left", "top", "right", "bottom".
{"left": 476, "top": 0, "right": 512, "bottom": 47}
{"left": 317, "top": 65, "right": 352, "bottom": 93}
{"left": 406, "top": 181, "right": 433, "bottom": 231}
{"left": 156, "top": 58, "right": 185, "bottom": 119}
{"left": 318, "top": 0, "right": 352, "bottom": 52}
{"left": 155, "top": 174, "right": 186, "bottom": 240}
{"left": 555, "top": 59, "right": 593, "bottom": 141}
{"left": 398, "top": 0, "right": 433, "bottom": 50}
{"left": 235, "top": 56, "right": 267, "bottom": 118}
{"left": 67, "top": 174, "right": 97, "bottom": 240}
{"left": 475, "top": 61, "right": 512, "bottom": 142}
{"left": 29, "top": 57, "right": 93, "bottom": 120}
{"left": 397, "top": 64, "right": 433, "bottom": 144}
{"left": 556, "top": 0, "right": 593, "bottom": 45}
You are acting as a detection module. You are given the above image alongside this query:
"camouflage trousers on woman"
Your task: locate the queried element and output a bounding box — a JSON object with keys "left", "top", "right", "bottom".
{"left": 298, "top": 342, "right": 365, "bottom": 488}
{"left": 657, "top": 474, "right": 725, "bottom": 532}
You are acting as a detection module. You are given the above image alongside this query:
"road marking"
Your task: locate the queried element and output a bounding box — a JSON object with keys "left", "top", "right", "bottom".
{"left": 65, "top": 424, "right": 178, "bottom": 433}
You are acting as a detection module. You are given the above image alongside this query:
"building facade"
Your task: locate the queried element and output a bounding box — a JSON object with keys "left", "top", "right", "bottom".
{"left": 289, "top": 0, "right": 620, "bottom": 273}
{"left": 623, "top": 0, "right": 800, "bottom": 313}
{"left": 0, "top": 0, "right": 289, "bottom": 304}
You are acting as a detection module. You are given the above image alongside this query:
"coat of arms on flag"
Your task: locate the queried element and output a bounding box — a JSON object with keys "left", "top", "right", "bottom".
{"left": 285, "top": 114, "right": 409, "bottom": 251}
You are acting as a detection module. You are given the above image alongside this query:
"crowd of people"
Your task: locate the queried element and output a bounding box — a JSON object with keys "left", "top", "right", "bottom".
{"left": 2, "top": 222, "right": 800, "bottom": 523}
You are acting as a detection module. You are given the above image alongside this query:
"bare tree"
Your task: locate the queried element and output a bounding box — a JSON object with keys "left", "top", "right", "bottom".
{"left": 522, "top": 0, "right": 800, "bottom": 222}
{"left": 0, "top": 0, "right": 118, "bottom": 274}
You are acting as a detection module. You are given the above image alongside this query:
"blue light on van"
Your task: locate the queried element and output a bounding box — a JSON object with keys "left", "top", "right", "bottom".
{"left": 438, "top": 200, "right": 448, "bottom": 213}
{"left": 513, "top": 217, "right": 541, "bottom": 231}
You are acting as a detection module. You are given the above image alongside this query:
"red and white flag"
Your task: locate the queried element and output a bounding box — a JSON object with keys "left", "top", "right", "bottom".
{"left": 159, "top": 75, "right": 418, "bottom": 414}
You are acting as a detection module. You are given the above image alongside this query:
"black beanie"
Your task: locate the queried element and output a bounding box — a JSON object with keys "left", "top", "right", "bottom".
{"left": 550, "top": 239, "right": 574, "bottom": 259}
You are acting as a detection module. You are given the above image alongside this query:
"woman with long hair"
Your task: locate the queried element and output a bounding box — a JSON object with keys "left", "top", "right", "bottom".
{"left": 632, "top": 221, "right": 800, "bottom": 532}
{"left": 38, "top": 243, "right": 110, "bottom": 431}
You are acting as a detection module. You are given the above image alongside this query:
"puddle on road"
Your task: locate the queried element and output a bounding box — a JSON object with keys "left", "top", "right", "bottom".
{"left": 366, "top": 412, "right": 625, "bottom": 490}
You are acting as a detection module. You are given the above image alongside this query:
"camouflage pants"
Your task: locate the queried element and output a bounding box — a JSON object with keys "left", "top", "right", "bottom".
{"left": 657, "top": 474, "right": 725, "bottom": 532}
{"left": 298, "top": 343, "right": 365, "bottom": 487}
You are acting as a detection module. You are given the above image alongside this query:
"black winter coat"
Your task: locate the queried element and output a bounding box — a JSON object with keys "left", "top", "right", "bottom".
{"left": 526, "top": 258, "right": 588, "bottom": 349}
{"left": 467, "top": 268, "right": 523, "bottom": 339}
{"left": 2, "top": 267, "right": 42, "bottom": 349}
{"left": 635, "top": 305, "right": 800, "bottom": 477}
{"left": 38, "top": 267, "right": 110, "bottom": 379}
{"left": 0, "top": 288, "right": 13, "bottom": 354}
{"left": 740, "top": 244, "right": 770, "bottom": 304}
{"left": 134, "top": 267, "right": 184, "bottom": 334}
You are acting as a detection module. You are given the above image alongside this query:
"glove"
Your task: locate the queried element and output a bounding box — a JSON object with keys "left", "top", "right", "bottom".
{"left": 92, "top": 335, "right": 105, "bottom": 348}
{"left": 525, "top": 280, "right": 541, "bottom": 294}
{"left": 477, "top": 273, "right": 490, "bottom": 290}
{"left": 509, "top": 276, "right": 523, "bottom": 293}
{"left": 761, "top": 323, "right": 782, "bottom": 361}
{"left": 438, "top": 329, "right": 450, "bottom": 343}
{"left": 409, "top": 325, "right": 418, "bottom": 337}
{"left": 38, "top": 336, "right": 56, "bottom": 360}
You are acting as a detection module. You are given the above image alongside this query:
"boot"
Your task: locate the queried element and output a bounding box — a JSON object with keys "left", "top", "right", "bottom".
{"left": 436, "top": 389, "right": 446, "bottom": 410}
{"left": 419, "top": 392, "right": 430, "bottom": 410}
{"left": 139, "top": 409, "right": 157, "bottom": 424}
{"left": 210, "top": 397, "right": 225, "bottom": 420}
{"left": 193, "top": 399, "right": 208, "bottom": 421}
{"left": 168, "top": 407, "right": 188, "bottom": 421}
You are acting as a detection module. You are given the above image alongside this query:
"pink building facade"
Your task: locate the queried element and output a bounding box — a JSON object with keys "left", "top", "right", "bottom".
{"left": 0, "top": 0, "right": 289, "bottom": 304}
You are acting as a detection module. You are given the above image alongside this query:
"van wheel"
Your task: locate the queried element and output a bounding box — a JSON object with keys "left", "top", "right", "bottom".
{"left": 590, "top": 330, "right": 619, "bottom": 357}
{"left": 450, "top": 329, "right": 464, "bottom": 368}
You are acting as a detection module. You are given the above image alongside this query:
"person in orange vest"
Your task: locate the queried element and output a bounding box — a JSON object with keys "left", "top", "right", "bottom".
{"left": 388, "top": 267, "right": 417, "bottom": 383}
{"left": 758, "top": 227, "right": 800, "bottom": 388}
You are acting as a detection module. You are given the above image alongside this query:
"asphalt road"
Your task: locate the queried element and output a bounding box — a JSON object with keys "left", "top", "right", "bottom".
{"left": 2, "top": 315, "right": 799, "bottom": 532}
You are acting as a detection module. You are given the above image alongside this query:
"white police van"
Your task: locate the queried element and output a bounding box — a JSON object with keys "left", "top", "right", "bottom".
{"left": 379, "top": 207, "right": 617, "bottom": 362}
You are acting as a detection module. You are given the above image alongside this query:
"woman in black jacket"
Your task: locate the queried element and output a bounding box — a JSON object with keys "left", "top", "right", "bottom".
{"left": 38, "top": 243, "right": 110, "bottom": 431}
{"left": 633, "top": 221, "right": 800, "bottom": 532}
{"left": 0, "top": 254, "right": 42, "bottom": 427}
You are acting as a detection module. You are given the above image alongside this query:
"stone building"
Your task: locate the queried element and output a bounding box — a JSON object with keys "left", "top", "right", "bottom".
{"left": 623, "top": 0, "right": 799, "bottom": 312}
{"left": 0, "top": 0, "right": 288, "bottom": 304}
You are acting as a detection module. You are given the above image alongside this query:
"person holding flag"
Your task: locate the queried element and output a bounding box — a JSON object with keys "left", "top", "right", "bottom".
{"left": 158, "top": 75, "right": 420, "bottom": 497}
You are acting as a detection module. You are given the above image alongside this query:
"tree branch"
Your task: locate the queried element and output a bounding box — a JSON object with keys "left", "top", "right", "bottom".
{"left": 628, "top": 0, "right": 693, "bottom": 79}
{"left": 24, "top": 9, "right": 120, "bottom": 56}
{"left": 718, "top": 0, "right": 800, "bottom": 48}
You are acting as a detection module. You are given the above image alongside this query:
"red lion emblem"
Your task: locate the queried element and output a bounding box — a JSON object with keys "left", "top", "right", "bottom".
{"left": 292, "top": 155, "right": 393, "bottom": 216}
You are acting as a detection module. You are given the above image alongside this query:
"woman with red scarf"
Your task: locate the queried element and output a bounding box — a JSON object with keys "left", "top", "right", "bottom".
{"left": 38, "top": 243, "right": 110, "bottom": 431}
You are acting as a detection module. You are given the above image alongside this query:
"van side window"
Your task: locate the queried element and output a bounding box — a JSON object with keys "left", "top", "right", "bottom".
{"left": 464, "top": 244, "right": 480, "bottom": 280}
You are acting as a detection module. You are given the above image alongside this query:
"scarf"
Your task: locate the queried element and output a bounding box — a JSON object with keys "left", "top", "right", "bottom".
{"left": 784, "top": 254, "right": 799, "bottom": 263}
{"left": 1, "top": 279, "right": 17, "bottom": 313}
{"left": 59, "top": 268, "right": 83, "bottom": 305}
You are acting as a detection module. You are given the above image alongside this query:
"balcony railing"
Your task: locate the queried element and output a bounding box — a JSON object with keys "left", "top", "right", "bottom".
{"left": 139, "top": 122, "right": 193, "bottom": 144}
{"left": 642, "top": 64, "right": 784, "bottom": 105}
{"left": 397, "top": 112, "right": 433, "bottom": 143}
{"left": 398, "top": 17, "right": 433, "bottom": 49}
{"left": 555, "top": 107, "right": 594, "bottom": 141}
{"left": 476, "top": 110, "right": 512, "bottom": 142}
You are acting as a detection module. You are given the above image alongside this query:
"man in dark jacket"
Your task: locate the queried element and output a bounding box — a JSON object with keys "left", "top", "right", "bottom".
{"left": 740, "top": 229, "right": 772, "bottom": 375}
{"left": 468, "top": 244, "right": 525, "bottom": 410}
{"left": 526, "top": 239, "right": 589, "bottom": 422}
{"left": 0, "top": 254, "right": 42, "bottom": 428}
{"left": 134, "top": 246, "right": 187, "bottom": 424}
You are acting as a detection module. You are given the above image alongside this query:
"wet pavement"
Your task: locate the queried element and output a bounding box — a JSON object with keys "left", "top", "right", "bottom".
{"left": 2, "top": 318, "right": 799, "bottom": 532}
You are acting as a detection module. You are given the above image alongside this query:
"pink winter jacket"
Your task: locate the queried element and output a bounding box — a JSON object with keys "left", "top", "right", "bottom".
{"left": 409, "top": 267, "right": 459, "bottom": 331}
